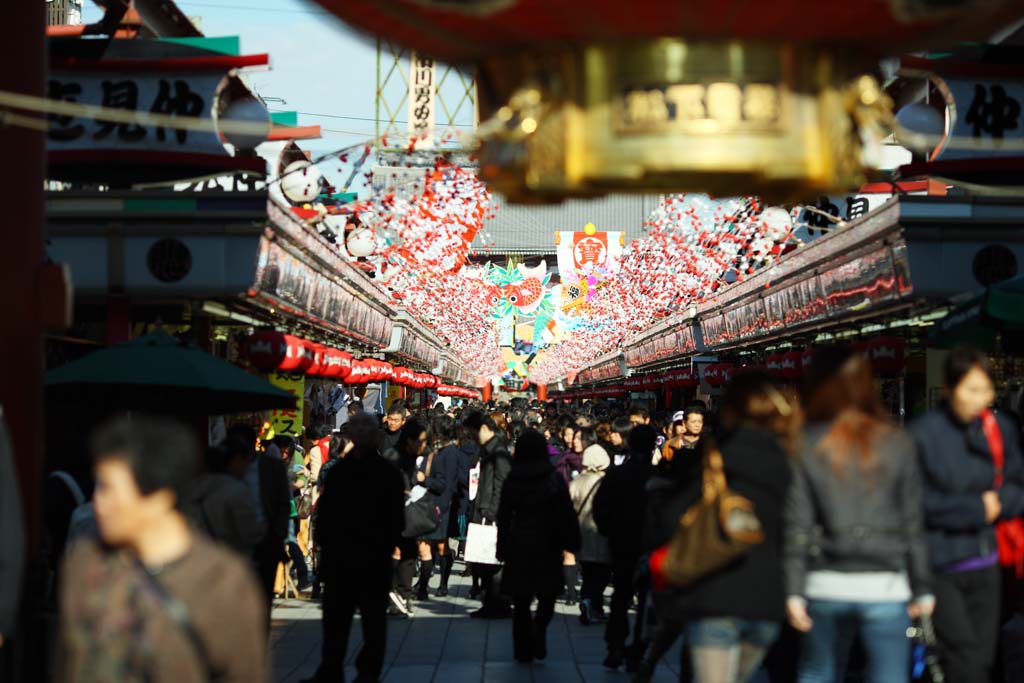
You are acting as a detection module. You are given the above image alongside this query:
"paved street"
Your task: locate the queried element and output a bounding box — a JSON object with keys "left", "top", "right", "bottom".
{"left": 270, "top": 563, "right": 683, "bottom": 682}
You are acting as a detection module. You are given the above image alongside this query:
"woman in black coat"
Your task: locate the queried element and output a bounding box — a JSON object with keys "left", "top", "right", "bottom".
{"left": 639, "top": 372, "right": 796, "bottom": 683}
{"left": 497, "top": 429, "right": 581, "bottom": 664}
{"left": 415, "top": 415, "right": 461, "bottom": 598}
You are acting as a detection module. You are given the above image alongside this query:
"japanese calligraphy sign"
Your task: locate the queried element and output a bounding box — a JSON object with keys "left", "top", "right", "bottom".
{"left": 268, "top": 372, "right": 305, "bottom": 437}
{"left": 940, "top": 76, "right": 1023, "bottom": 160}
{"left": 47, "top": 70, "right": 226, "bottom": 156}
{"left": 555, "top": 231, "right": 624, "bottom": 281}
{"left": 407, "top": 52, "right": 436, "bottom": 150}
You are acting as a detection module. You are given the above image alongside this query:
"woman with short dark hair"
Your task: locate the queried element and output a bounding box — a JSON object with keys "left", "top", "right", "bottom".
{"left": 912, "top": 345, "right": 1024, "bottom": 682}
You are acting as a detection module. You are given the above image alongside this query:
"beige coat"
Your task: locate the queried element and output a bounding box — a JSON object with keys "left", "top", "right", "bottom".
{"left": 569, "top": 445, "right": 611, "bottom": 564}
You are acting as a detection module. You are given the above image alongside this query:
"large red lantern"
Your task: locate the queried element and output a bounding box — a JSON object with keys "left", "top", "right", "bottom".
{"left": 867, "top": 336, "right": 906, "bottom": 378}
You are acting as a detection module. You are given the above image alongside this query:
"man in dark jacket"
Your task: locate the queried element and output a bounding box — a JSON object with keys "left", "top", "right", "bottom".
{"left": 305, "top": 412, "right": 405, "bottom": 683}
{"left": 468, "top": 414, "right": 513, "bottom": 618}
{"left": 593, "top": 424, "right": 657, "bottom": 669}
{"left": 380, "top": 402, "right": 407, "bottom": 465}
{"left": 230, "top": 425, "right": 291, "bottom": 627}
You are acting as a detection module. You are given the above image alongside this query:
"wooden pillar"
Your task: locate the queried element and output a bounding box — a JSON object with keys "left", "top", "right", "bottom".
{"left": 482, "top": 383, "right": 492, "bottom": 403}
{"left": 536, "top": 384, "right": 547, "bottom": 402}
{"left": 1, "top": 0, "right": 45, "bottom": 555}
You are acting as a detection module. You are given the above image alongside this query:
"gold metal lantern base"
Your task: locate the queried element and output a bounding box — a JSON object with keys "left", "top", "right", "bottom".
{"left": 475, "top": 40, "right": 890, "bottom": 203}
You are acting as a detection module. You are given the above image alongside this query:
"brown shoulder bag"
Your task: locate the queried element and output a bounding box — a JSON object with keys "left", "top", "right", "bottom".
{"left": 660, "top": 447, "right": 764, "bottom": 587}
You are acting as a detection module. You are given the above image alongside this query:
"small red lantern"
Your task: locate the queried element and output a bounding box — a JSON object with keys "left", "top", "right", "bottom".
{"left": 244, "top": 332, "right": 314, "bottom": 373}
{"left": 867, "top": 336, "right": 906, "bottom": 378}
{"left": 305, "top": 343, "right": 329, "bottom": 376}
{"left": 801, "top": 349, "right": 816, "bottom": 372}
{"left": 779, "top": 351, "right": 803, "bottom": 381}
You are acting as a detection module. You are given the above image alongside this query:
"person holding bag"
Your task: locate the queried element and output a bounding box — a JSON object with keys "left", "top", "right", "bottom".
{"left": 912, "top": 345, "right": 1024, "bottom": 682}
{"left": 569, "top": 427, "right": 612, "bottom": 626}
{"left": 640, "top": 372, "right": 796, "bottom": 683}
{"left": 786, "top": 347, "right": 934, "bottom": 683}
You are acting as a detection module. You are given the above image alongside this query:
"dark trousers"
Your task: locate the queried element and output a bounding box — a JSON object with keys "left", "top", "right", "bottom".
{"left": 512, "top": 593, "right": 556, "bottom": 660}
{"left": 606, "top": 553, "right": 640, "bottom": 651}
{"left": 393, "top": 539, "right": 417, "bottom": 600}
{"left": 318, "top": 577, "right": 389, "bottom": 682}
{"left": 932, "top": 564, "right": 1002, "bottom": 682}
{"left": 254, "top": 543, "right": 284, "bottom": 629}
{"left": 479, "top": 564, "right": 510, "bottom": 610}
{"left": 581, "top": 561, "right": 612, "bottom": 613}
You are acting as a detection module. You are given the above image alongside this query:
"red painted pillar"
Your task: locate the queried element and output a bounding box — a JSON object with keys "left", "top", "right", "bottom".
{"left": 482, "top": 383, "right": 492, "bottom": 403}
{"left": 1, "top": 0, "right": 45, "bottom": 555}
{"left": 536, "top": 385, "right": 547, "bottom": 402}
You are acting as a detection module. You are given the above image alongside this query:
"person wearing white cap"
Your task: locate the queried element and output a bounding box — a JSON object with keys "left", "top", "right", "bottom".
{"left": 660, "top": 408, "right": 704, "bottom": 466}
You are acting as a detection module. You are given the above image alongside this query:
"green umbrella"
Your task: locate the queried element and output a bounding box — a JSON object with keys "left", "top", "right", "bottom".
{"left": 46, "top": 330, "right": 297, "bottom": 414}
{"left": 932, "top": 275, "right": 1024, "bottom": 352}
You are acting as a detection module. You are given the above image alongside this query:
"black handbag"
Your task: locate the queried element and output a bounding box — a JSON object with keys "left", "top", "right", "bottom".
{"left": 402, "top": 451, "right": 442, "bottom": 538}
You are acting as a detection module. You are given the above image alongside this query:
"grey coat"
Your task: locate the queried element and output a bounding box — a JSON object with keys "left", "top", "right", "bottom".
{"left": 783, "top": 423, "right": 932, "bottom": 600}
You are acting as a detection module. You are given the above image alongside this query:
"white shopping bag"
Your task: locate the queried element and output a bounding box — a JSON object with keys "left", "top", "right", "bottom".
{"left": 464, "top": 522, "right": 499, "bottom": 565}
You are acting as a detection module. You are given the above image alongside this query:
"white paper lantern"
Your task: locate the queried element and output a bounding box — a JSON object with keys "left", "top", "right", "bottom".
{"left": 760, "top": 206, "right": 793, "bottom": 241}
{"left": 346, "top": 226, "right": 377, "bottom": 257}
{"left": 280, "top": 160, "right": 322, "bottom": 204}
{"left": 218, "top": 96, "right": 270, "bottom": 150}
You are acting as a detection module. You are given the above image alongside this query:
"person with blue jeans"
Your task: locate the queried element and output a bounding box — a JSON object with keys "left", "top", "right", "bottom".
{"left": 785, "top": 347, "right": 934, "bottom": 683}
{"left": 640, "top": 372, "right": 797, "bottom": 683}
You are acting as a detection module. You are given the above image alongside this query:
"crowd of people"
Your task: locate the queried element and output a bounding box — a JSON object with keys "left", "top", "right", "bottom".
{"left": 39, "top": 344, "right": 1024, "bottom": 682}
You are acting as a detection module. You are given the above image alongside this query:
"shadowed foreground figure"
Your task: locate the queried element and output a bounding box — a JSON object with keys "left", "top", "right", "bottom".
{"left": 497, "top": 429, "right": 581, "bottom": 663}
{"left": 57, "top": 416, "right": 266, "bottom": 683}
{"left": 305, "top": 412, "right": 405, "bottom": 683}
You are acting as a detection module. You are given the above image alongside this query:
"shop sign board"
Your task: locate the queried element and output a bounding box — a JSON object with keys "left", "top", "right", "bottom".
{"left": 47, "top": 71, "right": 225, "bottom": 156}
{"left": 268, "top": 372, "right": 305, "bottom": 436}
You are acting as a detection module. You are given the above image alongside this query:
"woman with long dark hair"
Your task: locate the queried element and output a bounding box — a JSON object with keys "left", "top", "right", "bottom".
{"left": 413, "top": 415, "right": 461, "bottom": 599}
{"left": 786, "top": 347, "right": 933, "bottom": 682}
{"left": 388, "top": 419, "right": 430, "bottom": 616}
{"left": 497, "top": 429, "right": 581, "bottom": 663}
{"left": 912, "top": 346, "right": 1024, "bottom": 681}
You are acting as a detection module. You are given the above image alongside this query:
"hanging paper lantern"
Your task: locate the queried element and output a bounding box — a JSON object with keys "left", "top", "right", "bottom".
{"left": 344, "top": 360, "right": 372, "bottom": 385}
{"left": 867, "top": 336, "right": 906, "bottom": 377}
{"left": 243, "top": 331, "right": 287, "bottom": 371}
{"left": 346, "top": 226, "right": 377, "bottom": 258}
{"left": 703, "top": 363, "right": 734, "bottom": 388}
{"left": 321, "top": 348, "right": 343, "bottom": 378}
{"left": 801, "top": 348, "right": 816, "bottom": 372}
{"left": 280, "top": 160, "right": 322, "bottom": 204}
{"left": 779, "top": 350, "right": 804, "bottom": 381}
{"left": 305, "top": 343, "right": 328, "bottom": 376}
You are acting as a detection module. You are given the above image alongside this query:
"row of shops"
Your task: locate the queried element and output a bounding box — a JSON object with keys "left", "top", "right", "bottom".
{"left": 551, "top": 190, "right": 1024, "bottom": 422}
